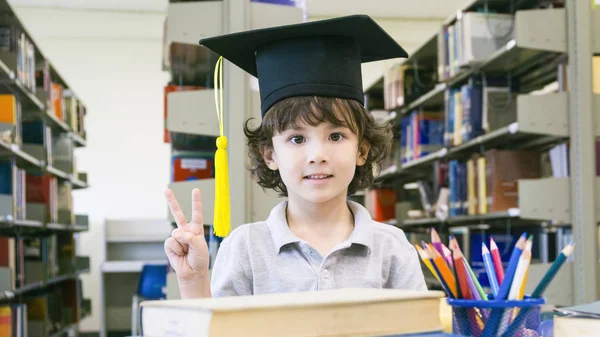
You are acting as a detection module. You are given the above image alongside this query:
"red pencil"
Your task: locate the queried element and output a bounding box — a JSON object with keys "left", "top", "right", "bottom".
{"left": 451, "top": 240, "right": 472, "bottom": 299}
{"left": 490, "top": 238, "right": 505, "bottom": 283}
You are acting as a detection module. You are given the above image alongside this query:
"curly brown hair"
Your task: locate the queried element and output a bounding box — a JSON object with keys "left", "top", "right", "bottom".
{"left": 243, "top": 96, "right": 393, "bottom": 196}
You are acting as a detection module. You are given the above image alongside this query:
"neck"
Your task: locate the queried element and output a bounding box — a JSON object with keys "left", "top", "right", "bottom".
{"left": 286, "top": 193, "right": 354, "bottom": 240}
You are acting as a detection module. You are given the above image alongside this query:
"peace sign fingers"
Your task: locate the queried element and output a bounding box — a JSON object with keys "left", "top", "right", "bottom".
{"left": 165, "top": 189, "right": 187, "bottom": 229}
{"left": 190, "top": 188, "right": 204, "bottom": 235}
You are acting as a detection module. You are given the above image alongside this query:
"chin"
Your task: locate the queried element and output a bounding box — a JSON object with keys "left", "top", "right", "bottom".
{"left": 299, "top": 190, "right": 348, "bottom": 204}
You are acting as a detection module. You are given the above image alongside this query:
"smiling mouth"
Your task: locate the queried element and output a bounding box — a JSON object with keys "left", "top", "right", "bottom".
{"left": 304, "top": 174, "right": 333, "bottom": 180}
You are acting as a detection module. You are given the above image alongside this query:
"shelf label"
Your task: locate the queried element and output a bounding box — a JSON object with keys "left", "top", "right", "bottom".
{"left": 181, "top": 158, "right": 208, "bottom": 170}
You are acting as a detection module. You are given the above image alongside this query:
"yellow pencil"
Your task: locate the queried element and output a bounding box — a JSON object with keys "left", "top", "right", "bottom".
{"left": 427, "top": 243, "right": 458, "bottom": 298}
{"left": 415, "top": 244, "right": 441, "bottom": 283}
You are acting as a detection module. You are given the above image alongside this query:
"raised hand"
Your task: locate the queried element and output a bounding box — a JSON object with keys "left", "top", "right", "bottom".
{"left": 164, "top": 188, "right": 210, "bottom": 285}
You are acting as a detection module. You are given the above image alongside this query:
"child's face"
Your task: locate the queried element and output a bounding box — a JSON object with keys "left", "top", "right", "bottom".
{"left": 263, "top": 119, "right": 368, "bottom": 204}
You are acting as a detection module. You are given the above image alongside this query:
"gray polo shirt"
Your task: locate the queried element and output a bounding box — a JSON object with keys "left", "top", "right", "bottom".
{"left": 210, "top": 200, "right": 427, "bottom": 297}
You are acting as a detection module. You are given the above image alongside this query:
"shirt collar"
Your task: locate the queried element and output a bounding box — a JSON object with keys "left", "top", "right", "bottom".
{"left": 266, "top": 200, "right": 375, "bottom": 254}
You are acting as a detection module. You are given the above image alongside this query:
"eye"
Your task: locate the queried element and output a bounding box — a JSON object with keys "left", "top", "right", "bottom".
{"left": 289, "top": 135, "right": 305, "bottom": 144}
{"left": 329, "top": 132, "right": 344, "bottom": 142}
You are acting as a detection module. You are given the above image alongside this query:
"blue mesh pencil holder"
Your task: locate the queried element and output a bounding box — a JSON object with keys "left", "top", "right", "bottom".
{"left": 447, "top": 296, "right": 545, "bottom": 337}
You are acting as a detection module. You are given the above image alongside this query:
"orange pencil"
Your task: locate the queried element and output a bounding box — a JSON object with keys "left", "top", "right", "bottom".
{"left": 427, "top": 243, "right": 458, "bottom": 298}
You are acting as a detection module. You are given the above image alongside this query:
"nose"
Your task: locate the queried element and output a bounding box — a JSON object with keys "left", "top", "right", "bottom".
{"left": 307, "top": 141, "right": 328, "bottom": 164}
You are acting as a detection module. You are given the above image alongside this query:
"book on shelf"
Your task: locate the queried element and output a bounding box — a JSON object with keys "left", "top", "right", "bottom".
{"left": 25, "top": 173, "right": 58, "bottom": 224}
{"left": 401, "top": 110, "right": 444, "bottom": 163}
{"left": 364, "top": 188, "right": 396, "bottom": 223}
{"left": 0, "top": 95, "right": 20, "bottom": 146}
{"left": 0, "top": 303, "right": 27, "bottom": 337}
{"left": 141, "top": 288, "right": 446, "bottom": 337}
{"left": 438, "top": 12, "right": 514, "bottom": 81}
{"left": 171, "top": 151, "right": 215, "bottom": 182}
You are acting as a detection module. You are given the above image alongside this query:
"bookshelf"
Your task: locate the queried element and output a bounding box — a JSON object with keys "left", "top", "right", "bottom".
{"left": 363, "top": 0, "right": 600, "bottom": 305}
{"left": 161, "top": 0, "right": 304, "bottom": 261}
{"left": 0, "top": 0, "right": 91, "bottom": 335}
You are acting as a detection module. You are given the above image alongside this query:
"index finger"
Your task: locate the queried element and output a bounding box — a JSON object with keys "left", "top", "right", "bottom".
{"left": 190, "top": 188, "right": 204, "bottom": 235}
{"left": 165, "top": 189, "right": 187, "bottom": 228}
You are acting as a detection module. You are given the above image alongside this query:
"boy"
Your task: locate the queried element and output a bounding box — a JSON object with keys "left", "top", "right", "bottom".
{"left": 164, "top": 15, "right": 427, "bottom": 299}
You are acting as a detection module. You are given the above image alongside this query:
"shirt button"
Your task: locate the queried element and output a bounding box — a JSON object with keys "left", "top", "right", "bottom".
{"left": 323, "top": 269, "right": 330, "bottom": 278}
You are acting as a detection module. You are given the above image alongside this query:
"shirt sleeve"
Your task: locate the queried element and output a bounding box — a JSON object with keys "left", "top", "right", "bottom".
{"left": 386, "top": 231, "right": 428, "bottom": 291}
{"left": 210, "top": 228, "right": 253, "bottom": 297}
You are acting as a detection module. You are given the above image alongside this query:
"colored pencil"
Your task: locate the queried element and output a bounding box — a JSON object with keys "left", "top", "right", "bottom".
{"left": 426, "top": 246, "right": 455, "bottom": 298}
{"left": 463, "top": 256, "right": 488, "bottom": 301}
{"left": 427, "top": 243, "right": 458, "bottom": 298}
{"left": 509, "top": 239, "right": 532, "bottom": 300}
{"left": 531, "top": 242, "right": 575, "bottom": 297}
{"left": 415, "top": 244, "right": 441, "bottom": 284}
{"left": 481, "top": 233, "right": 527, "bottom": 337}
{"left": 496, "top": 233, "right": 527, "bottom": 300}
{"left": 489, "top": 237, "right": 505, "bottom": 283}
{"left": 430, "top": 227, "right": 445, "bottom": 258}
{"left": 442, "top": 243, "right": 454, "bottom": 267}
{"left": 499, "top": 240, "right": 533, "bottom": 336}
{"left": 448, "top": 236, "right": 488, "bottom": 301}
{"left": 482, "top": 242, "right": 499, "bottom": 296}
{"left": 453, "top": 248, "right": 472, "bottom": 299}
{"left": 501, "top": 242, "right": 576, "bottom": 337}
{"left": 447, "top": 237, "right": 462, "bottom": 299}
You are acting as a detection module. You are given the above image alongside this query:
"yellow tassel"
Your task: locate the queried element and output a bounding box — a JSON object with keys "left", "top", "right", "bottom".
{"left": 213, "top": 56, "right": 230, "bottom": 237}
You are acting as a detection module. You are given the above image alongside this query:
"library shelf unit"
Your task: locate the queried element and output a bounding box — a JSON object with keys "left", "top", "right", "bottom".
{"left": 159, "top": 0, "right": 305, "bottom": 310}
{"left": 364, "top": 0, "right": 600, "bottom": 306}
{"left": 162, "top": 0, "right": 304, "bottom": 245}
{"left": 0, "top": 0, "right": 91, "bottom": 335}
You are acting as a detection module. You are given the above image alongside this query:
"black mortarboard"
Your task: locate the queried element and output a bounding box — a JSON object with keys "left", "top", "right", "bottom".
{"left": 198, "top": 15, "right": 408, "bottom": 117}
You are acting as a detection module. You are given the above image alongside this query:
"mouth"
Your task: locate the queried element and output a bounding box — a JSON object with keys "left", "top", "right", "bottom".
{"left": 304, "top": 174, "right": 333, "bottom": 180}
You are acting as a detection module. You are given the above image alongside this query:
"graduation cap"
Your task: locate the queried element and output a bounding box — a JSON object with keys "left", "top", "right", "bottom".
{"left": 199, "top": 14, "right": 409, "bottom": 117}
{"left": 202, "top": 15, "right": 408, "bottom": 238}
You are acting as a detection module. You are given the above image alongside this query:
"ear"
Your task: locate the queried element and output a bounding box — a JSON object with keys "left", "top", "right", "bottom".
{"left": 261, "top": 146, "right": 279, "bottom": 170}
{"left": 356, "top": 141, "right": 371, "bottom": 166}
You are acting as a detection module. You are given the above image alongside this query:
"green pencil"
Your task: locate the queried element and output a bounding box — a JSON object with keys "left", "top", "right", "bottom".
{"left": 462, "top": 256, "right": 487, "bottom": 300}
{"left": 532, "top": 242, "right": 575, "bottom": 297}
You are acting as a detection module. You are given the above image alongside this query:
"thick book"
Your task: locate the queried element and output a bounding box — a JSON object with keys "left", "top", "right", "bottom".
{"left": 140, "top": 288, "right": 445, "bottom": 337}
{"left": 554, "top": 301, "right": 600, "bottom": 337}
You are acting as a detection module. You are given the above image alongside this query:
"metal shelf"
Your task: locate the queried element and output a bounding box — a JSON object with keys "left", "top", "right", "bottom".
{"left": 71, "top": 177, "right": 89, "bottom": 189}
{"left": 0, "top": 218, "right": 44, "bottom": 232}
{"left": 167, "top": 179, "right": 215, "bottom": 224}
{"left": 101, "top": 260, "right": 167, "bottom": 273}
{"left": 443, "top": 0, "right": 514, "bottom": 26}
{"left": 49, "top": 323, "right": 77, "bottom": 337}
{"left": 0, "top": 269, "right": 89, "bottom": 302}
{"left": 71, "top": 133, "right": 87, "bottom": 147}
{"left": 398, "top": 83, "right": 446, "bottom": 115}
{"left": 47, "top": 166, "right": 70, "bottom": 180}
{"left": 390, "top": 92, "right": 569, "bottom": 181}
{"left": 166, "top": 89, "right": 219, "bottom": 137}
{"left": 374, "top": 165, "right": 421, "bottom": 184}
{"left": 593, "top": 7, "right": 600, "bottom": 54}
{"left": 519, "top": 177, "right": 600, "bottom": 225}
{"left": 401, "top": 209, "right": 521, "bottom": 228}
{"left": 0, "top": 52, "right": 45, "bottom": 111}
{"left": 402, "top": 148, "right": 448, "bottom": 171}
{"left": 43, "top": 110, "right": 71, "bottom": 133}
